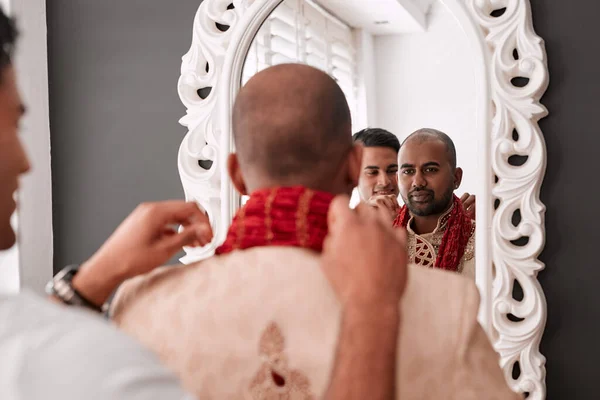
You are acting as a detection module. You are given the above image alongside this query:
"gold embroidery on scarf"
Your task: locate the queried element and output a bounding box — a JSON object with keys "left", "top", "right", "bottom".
{"left": 463, "top": 221, "right": 476, "bottom": 262}
{"left": 296, "top": 189, "right": 314, "bottom": 247}
{"left": 265, "top": 188, "right": 278, "bottom": 243}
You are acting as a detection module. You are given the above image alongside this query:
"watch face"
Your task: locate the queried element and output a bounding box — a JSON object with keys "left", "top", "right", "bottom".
{"left": 46, "top": 265, "right": 100, "bottom": 312}
{"left": 47, "top": 266, "right": 78, "bottom": 301}
{"left": 56, "top": 265, "right": 78, "bottom": 281}
{"left": 44, "top": 280, "right": 54, "bottom": 295}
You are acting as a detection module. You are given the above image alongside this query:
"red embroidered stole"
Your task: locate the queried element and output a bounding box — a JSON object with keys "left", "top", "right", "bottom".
{"left": 392, "top": 194, "right": 473, "bottom": 272}
{"left": 215, "top": 186, "right": 334, "bottom": 255}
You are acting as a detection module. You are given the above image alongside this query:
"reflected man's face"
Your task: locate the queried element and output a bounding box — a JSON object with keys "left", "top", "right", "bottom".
{"left": 357, "top": 146, "right": 399, "bottom": 202}
{"left": 0, "top": 66, "right": 29, "bottom": 250}
{"left": 398, "top": 139, "right": 461, "bottom": 217}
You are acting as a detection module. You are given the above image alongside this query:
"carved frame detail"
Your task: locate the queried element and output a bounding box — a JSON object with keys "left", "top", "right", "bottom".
{"left": 176, "top": 0, "right": 549, "bottom": 398}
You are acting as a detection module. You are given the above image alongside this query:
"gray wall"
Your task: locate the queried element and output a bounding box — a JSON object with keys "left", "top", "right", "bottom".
{"left": 532, "top": 0, "right": 600, "bottom": 398}
{"left": 47, "top": 0, "right": 599, "bottom": 398}
{"left": 48, "top": 0, "right": 204, "bottom": 269}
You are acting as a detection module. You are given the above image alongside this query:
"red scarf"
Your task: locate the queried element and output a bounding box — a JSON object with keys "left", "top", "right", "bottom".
{"left": 216, "top": 186, "right": 334, "bottom": 255}
{"left": 392, "top": 194, "right": 473, "bottom": 272}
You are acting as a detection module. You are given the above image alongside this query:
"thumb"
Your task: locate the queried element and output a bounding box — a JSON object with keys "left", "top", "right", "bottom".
{"left": 393, "top": 225, "right": 408, "bottom": 246}
{"left": 327, "top": 195, "right": 352, "bottom": 233}
{"left": 159, "top": 227, "right": 202, "bottom": 254}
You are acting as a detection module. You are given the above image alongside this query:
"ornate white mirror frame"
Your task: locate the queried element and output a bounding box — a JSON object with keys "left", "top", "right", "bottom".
{"left": 176, "top": 0, "right": 549, "bottom": 398}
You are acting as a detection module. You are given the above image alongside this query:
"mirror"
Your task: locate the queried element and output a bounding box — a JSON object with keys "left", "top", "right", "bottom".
{"left": 240, "top": 0, "right": 480, "bottom": 279}
{"left": 176, "top": 0, "right": 549, "bottom": 397}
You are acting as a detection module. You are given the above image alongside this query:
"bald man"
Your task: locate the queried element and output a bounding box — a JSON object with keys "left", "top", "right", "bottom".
{"left": 394, "top": 128, "right": 477, "bottom": 278}
{"left": 110, "top": 65, "right": 520, "bottom": 400}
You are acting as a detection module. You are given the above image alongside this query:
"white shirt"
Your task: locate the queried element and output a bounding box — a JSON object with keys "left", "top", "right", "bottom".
{"left": 0, "top": 290, "right": 195, "bottom": 400}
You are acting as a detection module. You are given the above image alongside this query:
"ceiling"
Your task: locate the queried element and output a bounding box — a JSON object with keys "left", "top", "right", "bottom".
{"left": 316, "top": 0, "right": 439, "bottom": 35}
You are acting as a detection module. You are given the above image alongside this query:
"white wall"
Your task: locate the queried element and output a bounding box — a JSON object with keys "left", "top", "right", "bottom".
{"left": 373, "top": 2, "right": 478, "bottom": 195}
{"left": 353, "top": 29, "right": 377, "bottom": 131}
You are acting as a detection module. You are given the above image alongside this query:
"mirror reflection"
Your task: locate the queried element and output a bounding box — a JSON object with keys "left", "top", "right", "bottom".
{"left": 241, "top": 0, "right": 478, "bottom": 278}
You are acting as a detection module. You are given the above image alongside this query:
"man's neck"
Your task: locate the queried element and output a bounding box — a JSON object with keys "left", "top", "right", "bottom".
{"left": 409, "top": 201, "right": 454, "bottom": 235}
{"left": 410, "top": 215, "right": 441, "bottom": 235}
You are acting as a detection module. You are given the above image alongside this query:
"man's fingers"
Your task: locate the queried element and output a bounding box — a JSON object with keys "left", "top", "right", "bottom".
{"left": 354, "top": 202, "right": 379, "bottom": 221}
{"left": 161, "top": 227, "right": 177, "bottom": 237}
{"left": 143, "top": 201, "right": 209, "bottom": 227}
{"left": 391, "top": 196, "right": 400, "bottom": 210}
{"left": 194, "top": 223, "right": 214, "bottom": 243}
{"left": 463, "top": 197, "right": 475, "bottom": 210}
{"left": 460, "top": 193, "right": 469, "bottom": 202}
{"left": 393, "top": 226, "right": 407, "bottom": 246}
{"left": 372, "top": 196, "right": 400, "bottom": 213}
{"left": 384, "top": 198, "right": 396, "bottom": 210}
{"left": 160, "top": 226, "right": 206, "bottom": 253}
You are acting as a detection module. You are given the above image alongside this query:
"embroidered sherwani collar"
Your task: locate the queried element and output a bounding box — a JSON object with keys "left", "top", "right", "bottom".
{"left": 406, "top": 201, "right": 456, "bottom": 235}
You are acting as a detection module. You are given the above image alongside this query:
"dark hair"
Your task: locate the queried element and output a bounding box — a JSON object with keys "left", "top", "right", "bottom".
{"left": 352, "top": 128, "right": 400, "bottom": 153}
{"left": 0, "top": 7, "right": 16, "bottom": 74}
{"left": 402, "top": 128, "right": 457, "bottom": 170}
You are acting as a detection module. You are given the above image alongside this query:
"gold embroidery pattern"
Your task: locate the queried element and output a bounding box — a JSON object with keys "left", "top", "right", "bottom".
{"left": 234, "top": 206, "right": 247, "bottom": 251}
{"left": 407, "top": 217, "right": 476, "bottom": 273}
{"left": 248, "top": 322, "right": 316, "bottom": 400}
{"left": 463, "top": 220, "right": 476, "bottom": 262}
{"left": 296, "top": 189, "right": 314, "bottom": 248}
{"left": 264, "top": 188, "right": 278, "bottom": 243}
{"left": 408, "top": 234, "right": 436, "bottom": 268}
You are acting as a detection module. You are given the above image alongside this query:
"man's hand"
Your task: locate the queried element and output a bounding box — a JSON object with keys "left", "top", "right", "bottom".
{"left": 460, "top": 193, "right": 476, "bottom": 220}
{"left": 323, "top": 195, "right": 408, "bottom": 309}
{"left": 72, "top": 200, "right": 212, "bottom": 306}
{"left": 365, "top": 194, "right": 400, "bottom": 224}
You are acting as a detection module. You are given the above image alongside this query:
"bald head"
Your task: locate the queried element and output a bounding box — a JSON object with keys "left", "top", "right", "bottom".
{"left": 402, "top": 128, "right": 457, "bottom": 170}
{"left": 232, "top": 64, "right": 353, "bottom": 192}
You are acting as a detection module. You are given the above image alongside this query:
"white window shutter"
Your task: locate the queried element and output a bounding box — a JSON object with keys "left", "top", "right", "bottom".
{"left": 242, "top": 0, "right": 359, "bottom": 129}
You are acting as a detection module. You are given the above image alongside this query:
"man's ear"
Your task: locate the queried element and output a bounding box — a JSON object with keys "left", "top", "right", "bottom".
{"left": 347, "top": 144, "right": 363, "bottom": 188}
{"left": 227, "top": 153, "right": 248, "bottom": 195}
{"left": 453, "top": 167, "right": 463, "bottom": 190}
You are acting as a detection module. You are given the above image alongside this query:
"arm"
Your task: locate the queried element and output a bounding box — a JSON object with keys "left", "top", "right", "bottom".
{"left": 321, "top": 196, "right": 407, "bottom": 400}
{"left": 325, "top": 305, "right": 400, "bottom": 400}
{"left": 365, "top": 194, "right": 400, "bottom": 223}
{"left": 48, "top": 201, "right": 212, "bottom": 309}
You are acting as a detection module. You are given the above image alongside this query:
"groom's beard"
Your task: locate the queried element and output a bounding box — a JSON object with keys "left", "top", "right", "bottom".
{"left": 403, "top": 185, "right": 453, "bottom": 217}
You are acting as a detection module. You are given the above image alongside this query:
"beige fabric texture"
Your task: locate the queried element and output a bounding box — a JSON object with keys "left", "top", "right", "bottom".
{"left": 111, "top": 247, "right": 519, "bottom": 400}
{"left": 405, "top": 203, "right": 476, "bottom": 279}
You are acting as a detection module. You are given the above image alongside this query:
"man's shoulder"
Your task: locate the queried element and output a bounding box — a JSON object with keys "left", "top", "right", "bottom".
{"left": 0, "top": 290, "right": 132, "bottom": 341}
{"left": 111, "top": 247, "right": 322, "bottom": 317}
{"left": 0, "top": 290, "right": 96, "bottom": 330}
{"left": 0, "top": 292, "right": 189, "bottom": 400}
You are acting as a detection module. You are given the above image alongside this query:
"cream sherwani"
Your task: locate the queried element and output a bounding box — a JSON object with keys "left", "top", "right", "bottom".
{"left": 111, "top": 247, "right": 518, "bottom": 400}
{"left": 406, "top": 206, "right": 476, "bottom": 279}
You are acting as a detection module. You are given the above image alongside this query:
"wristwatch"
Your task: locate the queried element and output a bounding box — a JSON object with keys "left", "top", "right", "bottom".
{"left": 45, "top": 265, "right": 103, "bottom": 313}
